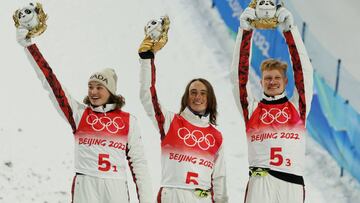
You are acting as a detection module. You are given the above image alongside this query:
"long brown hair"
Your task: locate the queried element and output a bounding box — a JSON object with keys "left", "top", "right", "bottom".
{"left": 83, "top": 94, "right": 125, "bottom": 109}
{"left": 179, "top": 78, "right": 218, "bottom": 125}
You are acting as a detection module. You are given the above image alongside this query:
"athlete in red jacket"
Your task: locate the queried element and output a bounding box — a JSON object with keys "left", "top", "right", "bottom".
{"left": 16, "top": 24, "right": 153, "bottom": 203}
{"left": 138, "top": 16, "right": 228, "bottom": 203}
{"left": 232, "top": 6, "right": 313, "bottom": 203}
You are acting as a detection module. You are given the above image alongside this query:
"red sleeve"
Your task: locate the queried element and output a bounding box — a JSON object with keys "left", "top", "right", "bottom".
{"left": 150, "top": 58, "right": 166, "bottom": 140}
{"left": 238, "top": 30, "right": 253, "bottom": 123}
{"left": 283, "top": 31, "right": 307, "bottom": 121}
{"left": 27, "top": 44, "right": 77, "bottom": 133}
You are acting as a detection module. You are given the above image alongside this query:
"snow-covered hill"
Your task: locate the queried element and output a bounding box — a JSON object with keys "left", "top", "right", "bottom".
{"left": 291, "top": 0, "right": 360, "bottom": 81}
{"left": 0, "top": 0, "right": 359, "bottom": 202}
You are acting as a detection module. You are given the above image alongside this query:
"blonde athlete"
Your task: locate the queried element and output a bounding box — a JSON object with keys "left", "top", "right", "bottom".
{"left": 232, "top": 6, "right": 313, "bottom": 203}
{"left": 16, "top": 26, "right": 152, "bottom": 203}
{"left": 138, "top": 17, "right": 228, "bottom": 203}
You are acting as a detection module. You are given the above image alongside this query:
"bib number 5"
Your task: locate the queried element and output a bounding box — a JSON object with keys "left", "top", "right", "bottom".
{"left": 185, "top": 172, "right": 199, "bottom": 185}
{"left": 98, "top": 154, "right": 118, "bottom": 172}
{"left": 269, "top": 147, "right": 291, "bottom": 167}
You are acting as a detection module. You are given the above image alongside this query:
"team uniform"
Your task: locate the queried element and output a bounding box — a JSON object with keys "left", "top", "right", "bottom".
{"left": 23, "top": 44, "right": 153, "bottom": 203}
{"left": 139, "top": 55, "right": 228, "bottom": 203}
{"left": 231, "top": 26, "right": 313, "bottom": 203}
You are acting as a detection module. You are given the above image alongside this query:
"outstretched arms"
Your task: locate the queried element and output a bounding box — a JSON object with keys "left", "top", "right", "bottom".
{"left": 232, "top": 6, "right": 313, "bottom": 124}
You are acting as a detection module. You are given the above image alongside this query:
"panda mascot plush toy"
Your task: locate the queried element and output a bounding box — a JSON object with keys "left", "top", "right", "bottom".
{"left": 13, "top": 2, "right": 48, "bottom": 38}
{"left": 249, "top": 0, "right": 280, "bottom": 29}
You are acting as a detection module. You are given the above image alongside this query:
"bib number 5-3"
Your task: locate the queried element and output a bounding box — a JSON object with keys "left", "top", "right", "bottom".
{"left": 269, "top": 147, "right": 291, "bottom": 167}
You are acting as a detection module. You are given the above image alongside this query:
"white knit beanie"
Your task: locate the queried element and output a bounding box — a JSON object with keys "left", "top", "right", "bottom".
{"left": 88, "top": 68, "right": 117, "bottom": 95}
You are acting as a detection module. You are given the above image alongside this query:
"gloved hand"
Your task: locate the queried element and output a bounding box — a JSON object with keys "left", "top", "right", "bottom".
{"left": 276, "top": 7, "right": 294, "bottom": 31}
{"left": 13, "top": 2, "right": 48, "bottom": 43}
{"left": 138, "top": 15, "right": 170, "bottom": 54}
{"left": 240, "top": 7, "right": 256, "bottom": 30}
{"left": 138, "top": 36, "right": 155, "bottom": 53}
{"left": 16, "top": 27, "right": 32, "bottom": 47}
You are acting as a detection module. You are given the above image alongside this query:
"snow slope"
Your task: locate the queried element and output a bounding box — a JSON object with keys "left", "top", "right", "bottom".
{"left": 290, "top": 0, "right": 360, "bottom": 81}
{"left": 0, "top": 0, "right": 359, "bottom": 202}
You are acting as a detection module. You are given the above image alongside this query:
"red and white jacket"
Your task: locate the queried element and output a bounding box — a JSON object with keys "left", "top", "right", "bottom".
{"left": 231, "top": 27, "right": 313, "bottom": 177}
{"left": 139, "top": 57, "right": 228, "bottom": 202}
{"left": 24, "top": 44, "right": 152, "bottom": 203}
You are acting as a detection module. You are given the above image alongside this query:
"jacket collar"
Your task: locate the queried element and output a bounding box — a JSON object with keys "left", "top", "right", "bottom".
{"left": 261, "top": 91, "right": 287, "bottom": 101}
{"left": 180, "top": 107, "right": 210, "bottom": 127}
{"left": 90, "top": 104, "right": 116, "bottom": 113}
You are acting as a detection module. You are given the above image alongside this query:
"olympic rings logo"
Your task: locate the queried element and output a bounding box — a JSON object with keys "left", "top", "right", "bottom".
{"left": 86, "top": 114, "right": 125, "bottom": 134}
{"left": 177, "top": 127, "right": 216, "bottom": 151}
{"left": 260, "top": 107, "right": 291, "bottom": 125}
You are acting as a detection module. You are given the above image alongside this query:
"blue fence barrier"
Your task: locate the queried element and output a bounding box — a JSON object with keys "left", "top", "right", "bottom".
{"left": 308, "top": 73, "right": 360, "bottom": 181}
{"left": 212, "top": 0, "right": 360, "bottom": 182}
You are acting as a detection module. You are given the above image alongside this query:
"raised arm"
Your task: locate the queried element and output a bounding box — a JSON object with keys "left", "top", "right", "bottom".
{"left": 16, "top": 28, "right": 84, "bottom": 133}
{"left": 231, "top": 7, "right": 259, "bottom": 124}
{"left": 231, "top": 28, "right": 256, "bottom": 124}
{"left": 277, "top": 7, "right": 314, "bottom": 123}
{"left": 139, "top": 56, "right": 174, "bottom": 140}
{"left": 138, "top": 16, "right": 174, "bottom": 140}
{"left": 284, "top": 28, "right": 313, "bottom": 123}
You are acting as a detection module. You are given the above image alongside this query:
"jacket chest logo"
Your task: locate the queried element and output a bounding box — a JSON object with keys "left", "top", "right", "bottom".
{"left": 260, "top": 107, "right": 291, "bottom": 125}
{"left": 86, "top": 114, "right": 125, "bottom": 134}
{"left": 177, "top": 127, "right": 215, "bottom": 150}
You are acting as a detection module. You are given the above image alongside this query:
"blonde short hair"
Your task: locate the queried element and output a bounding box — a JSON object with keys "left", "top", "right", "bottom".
{"left": 261, "top": 59, "right": 288, "bottom": 77}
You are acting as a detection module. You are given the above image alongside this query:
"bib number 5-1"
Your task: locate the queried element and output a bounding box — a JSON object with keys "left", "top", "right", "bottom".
{"left": 98, "top": 154, "right": 118, "bottom": 172}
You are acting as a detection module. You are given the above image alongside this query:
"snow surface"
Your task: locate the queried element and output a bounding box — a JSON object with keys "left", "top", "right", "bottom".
{"left": 291, "top": 0, "right": 360, "bottom": 81}
{"left": 0, "top": 0, "right": 359, "bottom": 202}
{"left": 288, "top": 0, "right": 360, "bottom": 111}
